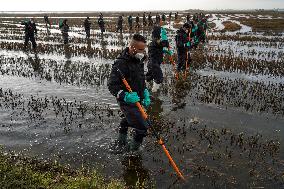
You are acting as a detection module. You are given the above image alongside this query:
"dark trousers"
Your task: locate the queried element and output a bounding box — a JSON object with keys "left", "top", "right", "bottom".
{"left": 24, "top": 34, "right": 37, "bottom": 49}
{"left": 128, "top": 23, "right": 132, "bottom": 30}
{"left": 62, "top": 33, "right": 68, "bottom": 44}
{"left": 177, "top": 50, "right": 191, "bottom": 72}
{"left": 117, "top": 25, "right": 122, "bottom": 33}
{"left": 100, "top": 27, "right": 105, "bottom": 33}
{"left": 146, "top": 61, "right": 163, "bottom": 84}
{"left": 119, "top": 102, "right": 148, "bottom": 143}
{"left": 85, "top": 29, "right": 90, "bottom": 38}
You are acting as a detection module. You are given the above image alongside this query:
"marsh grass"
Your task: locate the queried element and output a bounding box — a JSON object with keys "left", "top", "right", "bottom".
{"left": 0, "top": 148, "right": 125, "bottom": 189}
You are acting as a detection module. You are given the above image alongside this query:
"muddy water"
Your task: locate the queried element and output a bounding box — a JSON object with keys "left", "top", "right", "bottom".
{"left": 1, "top": 15, "right": 284, "bottom": 188}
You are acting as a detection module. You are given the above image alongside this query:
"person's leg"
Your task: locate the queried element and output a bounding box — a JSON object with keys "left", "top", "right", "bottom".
{"left": 177, "top": 51, "right": 183, "bottom": 72}
{"left": 145, "top": 61, "right": 153, "bottom": 82}
{"left": 152, "top": 62, "right": 163, "bottom": 84}
{"left": 24, "top": 34, "right": 29, "bottom": 49}
{"left": 151, "top": 62, "right": 163, "bottom": 92}
{"left": 63, "top": 34, "right": 68, "bottom": 44}
{"left": 120, "top": 103, "right": 148, "bottom": 151}
{"left": 181, "top": 51, "right": 187, "bottom": 71}
{"left": 30, "top": 35, "right": 37, "bottom": 49}
{"left": 86, "top": 29, "right": 90, "bottom": 38}
{"left": 117, "top": 117, "right": 129, "bottom": 145}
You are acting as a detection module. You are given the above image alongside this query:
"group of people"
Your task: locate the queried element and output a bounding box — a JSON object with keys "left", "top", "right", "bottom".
{"left": 21, "top": 12, "right": 186, "bottom": 50}
{"left": 126, "top": 12, "right": 179, "bottom": 32}
{"left": 20, "top": 13, "right": 209, "bottom": 152}
{"left": 108, "top": 13, "right": 209, "bottom": 153}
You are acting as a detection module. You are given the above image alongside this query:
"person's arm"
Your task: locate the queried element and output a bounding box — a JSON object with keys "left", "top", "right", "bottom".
{"left": 108, "top": 60, "right": 128, "bottom": 101}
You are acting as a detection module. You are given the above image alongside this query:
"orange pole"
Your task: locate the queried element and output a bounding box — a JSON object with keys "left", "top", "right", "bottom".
{"left": 183, "top": 32, "right": 191, "bottom": 79}
{"left": 184, "top": 51, "right": 189, "bottom": 79}
{"left": 119, "top": 72, "right": 185, "bottom": 181}
{"left": 167, "top": 46, "right": 179, "bottom": 80}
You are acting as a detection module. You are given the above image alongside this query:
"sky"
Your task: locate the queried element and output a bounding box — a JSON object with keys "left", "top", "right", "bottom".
{"left": 0, "top": 0, "right": 283, "bottom": 11}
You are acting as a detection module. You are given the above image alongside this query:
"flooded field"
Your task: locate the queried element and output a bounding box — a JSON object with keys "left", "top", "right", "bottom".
{"left": 0, "top": 11, "right": 284, "bottom": 188}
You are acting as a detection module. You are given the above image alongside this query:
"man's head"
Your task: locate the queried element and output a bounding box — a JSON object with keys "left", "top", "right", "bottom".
{"left": 128, "top": 34, "right": 147, "bottom": 60}
{"left": 30, "top": 18, "right": 35, "bottom": 23}
{"left": 182, "top": 23, "right": 191, "bottom": 33}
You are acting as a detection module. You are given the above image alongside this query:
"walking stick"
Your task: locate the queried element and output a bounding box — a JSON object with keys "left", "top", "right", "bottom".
{"left": 117, "top": 68, "right": 185, "bottom": 181}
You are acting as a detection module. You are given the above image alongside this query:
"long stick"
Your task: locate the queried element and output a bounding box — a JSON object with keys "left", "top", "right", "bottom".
{"left": 117, "top": 68, "right": 185, "bottom": 181}
{"left": 184, "top": 31, "right": 191, "bottom": 79}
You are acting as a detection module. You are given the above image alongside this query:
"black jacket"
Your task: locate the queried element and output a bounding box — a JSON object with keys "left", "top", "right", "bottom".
{"left": 61, "top": 23, "right": 69, "bottom": 34}
{"left": 175, "top": 28, "right": 189, "bottom": 52}
{"left": 108, "top": 47, "right": 146, "bottom": 102}
{"left": 84, "top": 19, "right": 91, "bottom": 30}
{"left": 117, "top": 16, "right": 123, "bottom": 26}
{"left": 22, "top": 21, "right": 37, "bottom": 36}
{"left": 148, "top": 40, "right": 169, "bottom": 65}
{"left": 98, "top": 17, "right": 105, "bottom": 28}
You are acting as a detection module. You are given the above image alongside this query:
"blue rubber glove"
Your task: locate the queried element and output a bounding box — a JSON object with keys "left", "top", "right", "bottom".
{"left": 123, "top": 92, "right": 140, "bottom": 104}
{"left": 168, "top": 49, "right": 174, "bottom": 56}
{"left": 160, "top": 27, "right": 168, "bottom": 41}
{"left": 185, "top": 41, "right": 191, "bottom": 47}
{"left": 192, "top": 25, "right": 198, "bottom": 33}
{"left": 163, "top": 48, "right": 174, "bottom": 56}
{"left": 142, "top": 89, "right": 151, "bottom": 108}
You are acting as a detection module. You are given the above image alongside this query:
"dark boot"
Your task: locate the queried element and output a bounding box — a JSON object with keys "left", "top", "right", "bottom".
{"left": 117, "top": 133, "right": 127, "bottom": 145}
{"left": 129, "top": 139, "right": 142, "bottom": 152}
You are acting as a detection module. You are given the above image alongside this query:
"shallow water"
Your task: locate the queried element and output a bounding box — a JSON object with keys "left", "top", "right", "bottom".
{"left": 1, "top": 13, "right": 284, "bottom": 188}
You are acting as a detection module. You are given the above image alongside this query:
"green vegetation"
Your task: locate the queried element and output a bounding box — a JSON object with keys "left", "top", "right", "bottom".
{"left": 238, "top": 18, "right": 284, "bottom": 32}
{"left": 221, "top": 21, "right": 241, "bottom": 32}
{"left": 0, "top": 148, "right": 125, "bottom": 189}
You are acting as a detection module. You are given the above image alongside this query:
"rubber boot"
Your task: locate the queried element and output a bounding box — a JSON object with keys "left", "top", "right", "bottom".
{"left": 129, "top": 139, "right": 142, "bottom": 152}
{"left": 117, "top": 133, "right": 127, "bottom": 146}
{"left": 109, "top": 133, "right": 128, "bottom": 154}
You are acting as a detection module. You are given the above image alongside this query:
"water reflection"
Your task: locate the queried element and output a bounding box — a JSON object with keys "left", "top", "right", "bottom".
{"left": 171, "top": 78, "right": 192, "bottom": 111}
{"left": 121, "top": 154, "right": 151, "bottom": 188}
{"left": 64, "top": 44, "right": 71, "bottom": 60}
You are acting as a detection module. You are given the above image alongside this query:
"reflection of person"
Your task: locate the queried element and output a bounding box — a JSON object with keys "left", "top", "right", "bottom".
{"left": 64, "top": 44, "right": 71, "bottom": 60}
{"left": 108, "top": 34, "right": 150, "bottom": 152}
{"left": 29, "top": 53, "right": 41, "bottom": 74}
{"left": 121, "top": 155, "right": 150, "bottom": 188}
{"left": 86, "top": 38, "right": 92, "bottom": 57}
{"left": 171, "top": 80, "right": 191, "bottom": 111}
{"left": 148, "top": 96, "right": 163, "bottom": 120}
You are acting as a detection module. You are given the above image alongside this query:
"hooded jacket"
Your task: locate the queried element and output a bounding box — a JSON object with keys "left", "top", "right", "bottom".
{"left": 108, "top": 47, "right": 146, "bottom": 103}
